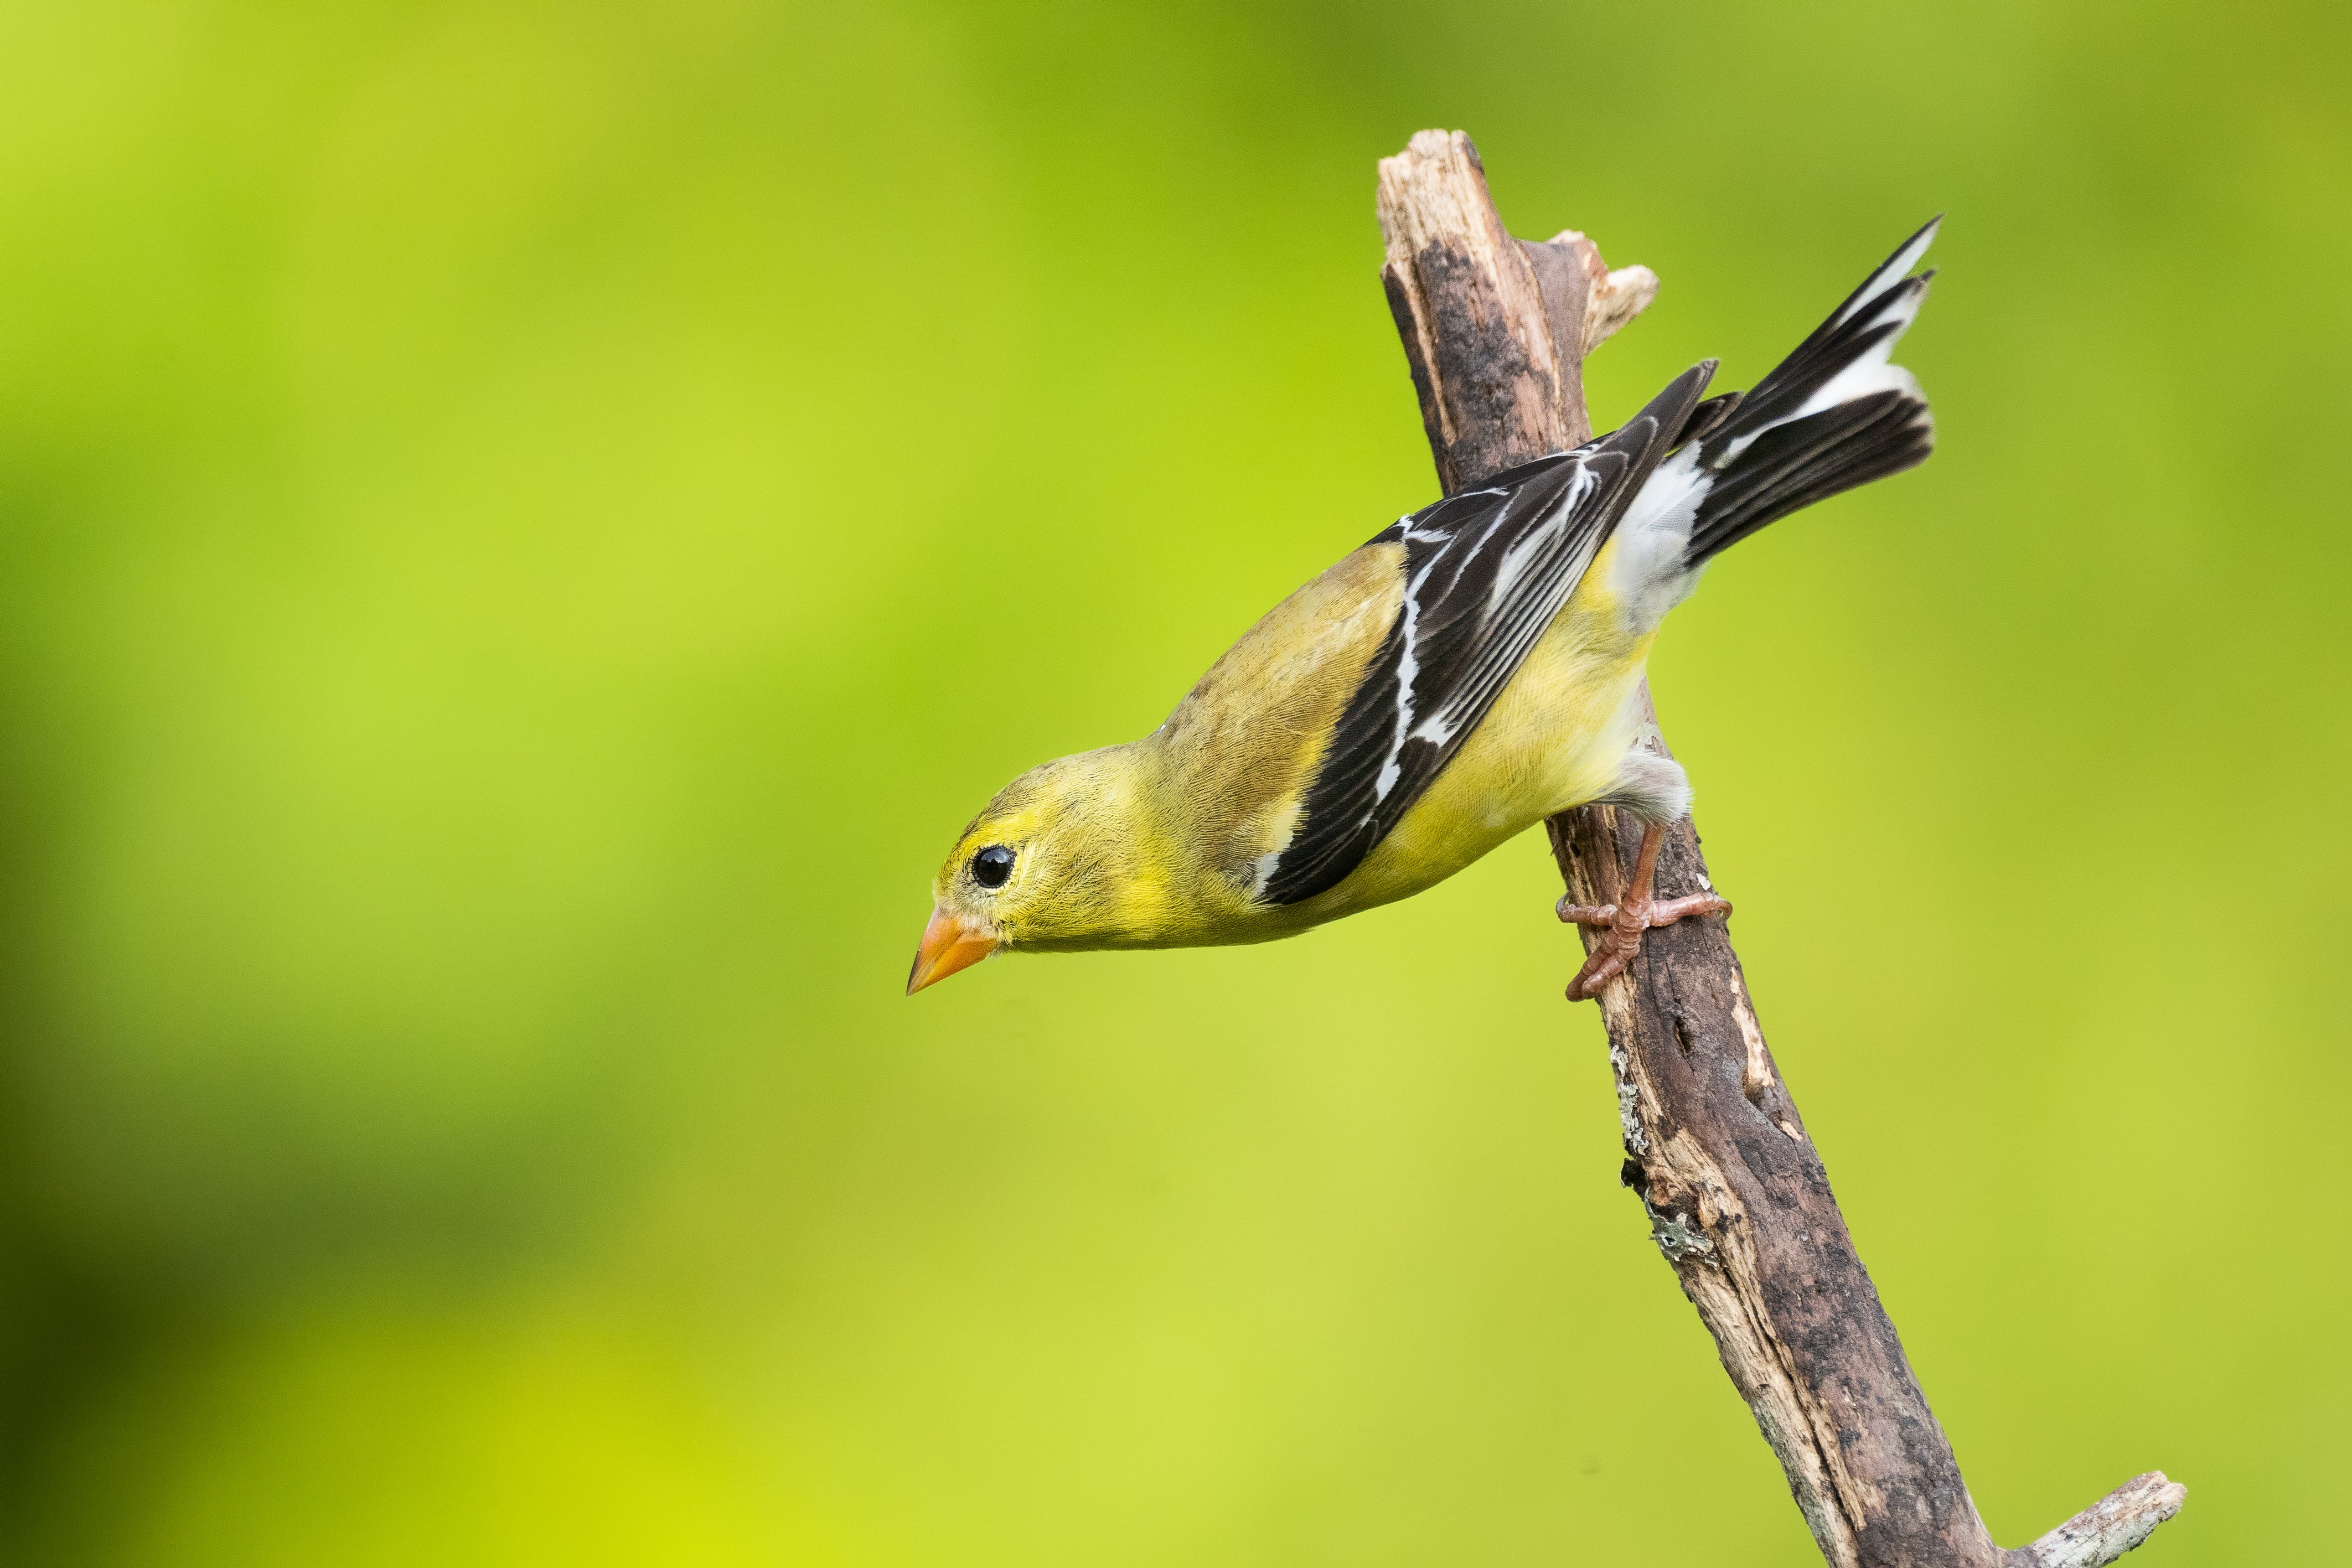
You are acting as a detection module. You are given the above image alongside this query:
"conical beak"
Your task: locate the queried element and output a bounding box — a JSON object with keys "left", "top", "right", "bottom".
{"left": 906, "top": 905, "right": 998, "bottom": 995}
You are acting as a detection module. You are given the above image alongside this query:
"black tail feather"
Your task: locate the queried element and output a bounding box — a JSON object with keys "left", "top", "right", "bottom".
{"left": 1681, "top": 219, "right": 1939, "bottom": 567}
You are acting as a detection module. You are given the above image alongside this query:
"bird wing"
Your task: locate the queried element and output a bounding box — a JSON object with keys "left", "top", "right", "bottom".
{"left": 1257, "top": 364, "right": 1717, "bottom": 907}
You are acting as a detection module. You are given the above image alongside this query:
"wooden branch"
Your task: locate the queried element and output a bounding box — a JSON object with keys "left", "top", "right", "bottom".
{"left": 2012, "top": 1474, "right": 2189, "bottom": 1568}
{"left": 1374, "top": 129, "right": 2182, "bottom": 1568}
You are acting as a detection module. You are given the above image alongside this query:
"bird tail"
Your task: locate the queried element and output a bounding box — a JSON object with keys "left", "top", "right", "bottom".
{"left": 1674, "top": 218, "right": 1939, "bottom": 567}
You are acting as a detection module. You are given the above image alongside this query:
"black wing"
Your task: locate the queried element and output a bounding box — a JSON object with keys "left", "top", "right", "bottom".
{"left": 1258, "top": 364, "right": 1717, "bottom": 907}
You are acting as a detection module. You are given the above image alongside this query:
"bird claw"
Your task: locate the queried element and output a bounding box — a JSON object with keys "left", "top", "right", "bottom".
{"left": 1555, "top": 891, "right": 1731, "bottom": 929}
{"left": 1557, "top": 891, "right": 1730, "bottom": 1001}
{"left": 1555, "top": 820, "right": 1730, "bottom": 1002}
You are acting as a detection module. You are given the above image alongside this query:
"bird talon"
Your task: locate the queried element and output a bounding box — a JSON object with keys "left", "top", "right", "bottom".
{"left": 1567, "top": 906, "right": 1648, "bottom": 1000}
{"left": 1567, "top": 938, "right": 1634, "bottom": 1001}
{"left": 1562, "top": 826, "right": 1731, "bottom": 1002}
{"left": 1650, "top": 891, "right": 1733, "bottom": 925}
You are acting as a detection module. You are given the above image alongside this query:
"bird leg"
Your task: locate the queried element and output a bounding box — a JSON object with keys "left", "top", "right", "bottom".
{"left": 1557, "top": 821, "right": 1730, "bottom": 1001}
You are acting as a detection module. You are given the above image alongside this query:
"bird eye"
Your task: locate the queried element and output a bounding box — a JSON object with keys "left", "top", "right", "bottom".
{"left": 970, "top": 845, "right": 1015, "bottom": 889}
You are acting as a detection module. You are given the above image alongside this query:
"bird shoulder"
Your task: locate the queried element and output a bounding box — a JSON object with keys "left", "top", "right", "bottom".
{"left": 1147, "top": 540, "right": 1407, "bottom": 892}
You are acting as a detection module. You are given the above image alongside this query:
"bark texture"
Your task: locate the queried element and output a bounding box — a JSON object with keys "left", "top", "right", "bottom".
{"left": 1373, "top": 128, "right": 2182, "bottom": 1568}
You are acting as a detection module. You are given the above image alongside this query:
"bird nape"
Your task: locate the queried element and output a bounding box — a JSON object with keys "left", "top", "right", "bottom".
{"left": 907, "top": 219, "right": 1940, "bottom": 998}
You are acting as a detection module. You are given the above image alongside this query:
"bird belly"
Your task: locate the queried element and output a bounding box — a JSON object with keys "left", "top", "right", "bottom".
{"left": 1298, "top": 563, "right": 1654, "bottom": 919}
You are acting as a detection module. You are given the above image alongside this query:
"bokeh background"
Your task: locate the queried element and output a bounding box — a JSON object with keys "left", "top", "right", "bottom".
{"left": 0, "top": 0, "right": 2344, "bottom": 1562}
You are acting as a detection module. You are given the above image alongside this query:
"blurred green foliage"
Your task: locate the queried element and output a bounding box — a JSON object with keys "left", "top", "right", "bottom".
{"left": 0, "top": 0, "right": 2345, "bottom": 1561}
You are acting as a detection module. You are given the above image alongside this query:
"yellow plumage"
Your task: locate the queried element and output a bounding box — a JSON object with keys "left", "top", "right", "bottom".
{"left": 938, "top": 536, "right": 1651, "bottom": 953}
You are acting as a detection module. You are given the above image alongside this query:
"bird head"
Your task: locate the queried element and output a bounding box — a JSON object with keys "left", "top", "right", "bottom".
{"left": 906, "top": 746, "right": 1147, "bottom": 993}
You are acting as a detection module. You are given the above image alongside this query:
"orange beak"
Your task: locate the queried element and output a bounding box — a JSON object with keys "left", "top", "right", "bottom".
{"left": 906, "top": 905, "right": 998, "bottom": 995}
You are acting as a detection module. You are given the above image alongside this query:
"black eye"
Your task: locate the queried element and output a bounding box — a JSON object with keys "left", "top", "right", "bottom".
{"left": 970, "top": 845, "right": 1015, "bottom": 889}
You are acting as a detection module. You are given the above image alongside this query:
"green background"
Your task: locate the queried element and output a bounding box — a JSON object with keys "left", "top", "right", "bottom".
{"left": 1, "top": 0, "right": 2344, "bottom": 1562}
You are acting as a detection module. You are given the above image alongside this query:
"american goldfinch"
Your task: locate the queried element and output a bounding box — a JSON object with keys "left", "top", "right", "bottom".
{"left": 911, "top": 221, "right": 1938, "bottom": 997}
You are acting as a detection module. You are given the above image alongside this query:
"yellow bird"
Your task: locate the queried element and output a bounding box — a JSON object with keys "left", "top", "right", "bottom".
{"left": 911, "top": 221, "right": 1939, "bottom": 998}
